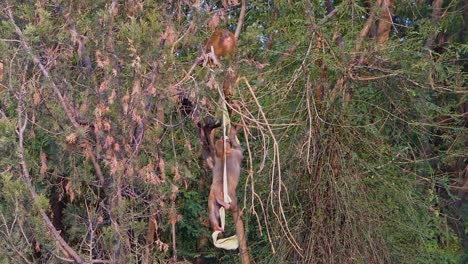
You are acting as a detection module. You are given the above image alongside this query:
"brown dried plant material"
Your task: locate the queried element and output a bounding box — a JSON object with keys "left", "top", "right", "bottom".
{"left": 168, "top": 84, "right": 178, "bottom": 104}
{"left": 95, "top": 50, "right": 110, "bottom": 68}
{"left": 161, "top": 25, "right": 176, "bottom": 46}
{"left": 102, "top": 120, "right": 111, "bottom": 131}
{"left": 65, "top": 133, "right": 77, "bottom": 144}
{"left": 40, "top": 151, "right": 47, "bottom": 175}
{"left": 208, "top": 14, "right": 220, "bottom": 31}
{"left": 158, "top": 157, "right": 166, "bottom": 182}
{"left": 98, "top": 78, "right": 109, "bottom": 93}
{"left": 131, "top": 109, "right": 142, "bottom": 124}
{"left": 191, "top": 0, "right": 201, "bottom": 8}
{"left": 104, "top": 135, "right": 114, "bottom": 149}
{"left": 172, "top": 165, "right": 181, "bottom": 184}
{"left": 131, "top": 79, "right": 141, "bottom": 97}
{"left": 109, "top": 156, "right": 119, "bottom": 175}
{"left": 110, "top": 1, "right": 119, "bottom": 17}
{"left": 113, "top": 142, "right": 120, "bottom": 152}
{"left": 0, "top": 61, "right": 3, "bottom": 81}
{"left": 33, "top": 92, "right": 41, "bottom": 105}
{"left": 140, "top": 164, "right": 159, "bottom": 185}
{"left": 170, "top": 183, "right": 179, "bottom": 201}
{"left": 79, "top": 100, "right": 88, "bottom": 114}
{"left": 64, "top": 181, "right": 75, "bottom": 202}
{"left": 122, "top": 91, "right": 130, "bottom": 114}
{"left": 108, "top": 89, "right": 117, "bottom": 104}
{"left": 155, "top": 239, "right": 169, "bottom": 253}
{"left": 206, "top": 73, "right": 218, "bottom": 91}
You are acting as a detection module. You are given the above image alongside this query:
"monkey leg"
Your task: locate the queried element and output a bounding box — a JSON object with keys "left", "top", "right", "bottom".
{"left": 208, "top": 187, "right": 223, "bottom": 231}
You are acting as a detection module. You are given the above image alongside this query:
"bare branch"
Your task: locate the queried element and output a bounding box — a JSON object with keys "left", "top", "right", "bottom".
{"left": 14, "top": 65, "right": 87, "bottom": 264}
{"left": 235, "top": 0, "right": 246, "bottom": 40}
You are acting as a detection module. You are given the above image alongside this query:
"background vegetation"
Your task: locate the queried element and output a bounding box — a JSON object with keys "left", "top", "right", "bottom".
{"left": 0, "top": 0, "right": 466, "bottom": 263}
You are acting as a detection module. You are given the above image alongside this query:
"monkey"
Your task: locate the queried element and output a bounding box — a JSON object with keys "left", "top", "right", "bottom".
{"left": 205, "top": 29, "right": 237, "bottom": 59}
{"left": 208, "top": 127, "right": 242, "bottom": 232}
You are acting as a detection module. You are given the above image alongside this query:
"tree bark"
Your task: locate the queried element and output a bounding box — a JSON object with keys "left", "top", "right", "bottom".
{"left": 233, "top": 210, "right": 249, "bottom": 264}
{"left": 425, "top": 0, "right": 443, "bottom": 49}
{"left": 376, "top": 0, "right": 393, "bottom": 45}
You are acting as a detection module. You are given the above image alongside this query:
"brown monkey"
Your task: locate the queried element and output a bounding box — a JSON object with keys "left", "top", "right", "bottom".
{"left": 208, "top": 127, "right": 242, "bottom": 231}
{"left": 205, "top": 29, "right": 237, "bottom": 59}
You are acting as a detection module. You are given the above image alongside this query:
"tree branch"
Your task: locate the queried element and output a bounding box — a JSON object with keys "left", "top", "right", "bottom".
{"left": 235, "top": 0, "right": 246, "bottom": 40}
{"left": 15, "top": 71, "right": 86, "bottom": 264}
{"left": 5, "top": 5, "right": 105, "bottom": 186}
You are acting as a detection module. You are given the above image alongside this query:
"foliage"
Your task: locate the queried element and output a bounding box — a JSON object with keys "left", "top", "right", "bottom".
{"left": 0, "top": 0, "right": 466, "bottom": 263}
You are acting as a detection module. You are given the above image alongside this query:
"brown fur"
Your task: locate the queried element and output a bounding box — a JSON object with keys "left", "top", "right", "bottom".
{"left": 205, "top": 29, "right": 237, "bottom": 59}
{"left": 208, "top": 128, "right": 242, "bottom": 231}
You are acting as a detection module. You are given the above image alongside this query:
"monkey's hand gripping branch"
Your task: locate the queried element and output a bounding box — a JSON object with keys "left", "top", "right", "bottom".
{"left": 212, "top": 100, "right": 239, "bottom": 250}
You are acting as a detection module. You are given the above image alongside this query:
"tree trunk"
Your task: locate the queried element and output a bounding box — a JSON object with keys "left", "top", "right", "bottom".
{"left": 376, "top": 0, "right": 393, "bottom": 45}
{"left": 233, "top": 210, "right": 249, "bottom": 264}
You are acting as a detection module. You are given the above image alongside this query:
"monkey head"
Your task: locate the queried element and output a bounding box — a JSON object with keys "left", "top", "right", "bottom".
{"left": 205, "top": 29, "right": 236, "bottom": 59}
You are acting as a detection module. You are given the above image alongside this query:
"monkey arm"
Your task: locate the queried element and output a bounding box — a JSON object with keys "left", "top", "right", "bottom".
{"left": 215, "top": 194, "right": 231, "bottom": 210}
{"left": 228, "top": 127, "right": 241, "bottom": 149}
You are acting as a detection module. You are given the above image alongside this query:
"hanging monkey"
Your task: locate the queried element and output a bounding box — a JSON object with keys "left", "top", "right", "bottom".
{"left": 208, "top": 127, "right": 242, "bottom": 231}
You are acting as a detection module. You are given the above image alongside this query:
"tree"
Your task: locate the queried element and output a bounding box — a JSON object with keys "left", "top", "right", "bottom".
{"left": 0, "top": 0, "right": 465, "bottom": 263}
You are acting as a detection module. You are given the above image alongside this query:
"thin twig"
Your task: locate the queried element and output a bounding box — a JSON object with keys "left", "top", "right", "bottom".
{"left": 240, "top": 77, "right": 303, "bottom": 256}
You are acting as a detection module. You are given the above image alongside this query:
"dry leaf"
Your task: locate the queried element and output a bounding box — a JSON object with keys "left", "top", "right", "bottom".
{"left": 155, "top": 239, "right": 169, "bottom": 253}
{"left": 255, "top": 61, "right": 269, "bottom": 70}
{"left": 206, "top": 73, "right": 218, "bottom": 91}
{"left": 65, "top": 133, "right": 77, "bottom": 144}
{"left": 110, "top": 1, "right": 119, "bottom": 16}
{"left": 95, "top": 50, "right": 110, "bottom": 68}
{"left": 131, "top": 79, "right": 141, "bottom": 96}
{"left": 207, "top": 14, "right": 220, "bottom": 31}
{"left": 103, "top": 120, "right": 111, "bottom": 131}
{"left": 172, "top": 165, "right": 181, "bottom": 183}
{"left": 170, "top": 183, "right": 179, "bottom": 201}
{"left": 161, "top": 25, "right": 176, "bottom": 46}
{"left": 0, "top": 61, "right": 3, "bottom": 81}
{"left": 104, "top": 135, "right": 114, "bottom": 149}
{"left": 99, "top": 78, "right": 109, "bottom": 93}
{"left": 65, "top": 181, "right": 75, "bottom": 202}
{"left": 34, "top": 241, "right": 41, "bottom": 252}
{"left": 158, "top": 157, "right": 166, "bottom": 182}
{"left": 108, "top": 89, "right": 116, "bottom": 104}
{"left": 79, "top": 101, "right": 88, "bottom": 113}
{"left": 109, "top": 156, "right": 118, "bottom": 175}
{"left": 192, "top": 0, "right": 201, "bottom": 8}
{"left": 113, "top": 143, "right": 120, "bottom": 152}
{"left": 40, "top": 151, "right": 47, "bottom": 175}
{"left": 200, "top": 97, "right": 207, "bottom": 106}
{"left": 33, "top": 92, "right": 41, "bottom": 105}
{"left": 168, "top": 84, "right": 178, "bottom": 104}
{"left": 94, "top": 118, "right": 103, "bottom": 136}
{"left": 122, "top": 91, "right": 130, "bottom": 114}
{"left": 131, "top": 109, "right": 142, "bottom": 124}
{"left": 204, "top": 3, "right": 211, "bottom": 12}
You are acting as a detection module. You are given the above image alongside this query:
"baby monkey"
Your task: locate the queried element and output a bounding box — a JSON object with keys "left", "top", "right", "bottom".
{"left": 208, "top": 127, "right": 242, "bottom": 231}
